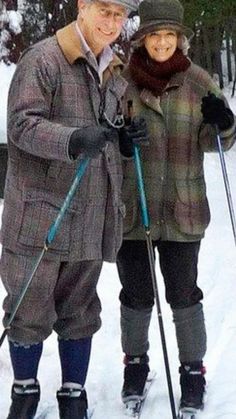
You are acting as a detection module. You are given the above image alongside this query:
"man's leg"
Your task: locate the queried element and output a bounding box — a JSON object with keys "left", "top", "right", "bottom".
{"left": 0, "top": 249, "right": 61, "bottom": 419}
{"left": 54, "top": 260, "right": 103, "bottom": 419}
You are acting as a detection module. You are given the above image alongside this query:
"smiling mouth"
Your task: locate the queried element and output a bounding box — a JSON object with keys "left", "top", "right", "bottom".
{"left": 155, "top": 48, "right": 169, "bottom": 53}
{"left": 98, "top": 28, "right": 114, "bottom": 36}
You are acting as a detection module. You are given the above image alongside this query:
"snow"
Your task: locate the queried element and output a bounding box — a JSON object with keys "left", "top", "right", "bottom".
{"left": 0, "top": 65, "right": 236, "bottom": 418}
{"left": 0, "top": 62, "right": 15, "bottom": 143}
{"left": 7, "top": 11, "right": 22, "bottom": 35}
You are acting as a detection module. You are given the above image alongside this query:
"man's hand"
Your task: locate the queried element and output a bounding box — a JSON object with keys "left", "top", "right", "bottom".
{"left": 68, "top": 126, "right": 118, "bottom": 159}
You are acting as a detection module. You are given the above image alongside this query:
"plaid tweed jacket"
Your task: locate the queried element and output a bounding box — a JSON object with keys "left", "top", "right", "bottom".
{"left": 0, "top": 23, "right": 127, "bottom": 261}
{"left": 122, "top": 63, "right": 236, "bottom": 241}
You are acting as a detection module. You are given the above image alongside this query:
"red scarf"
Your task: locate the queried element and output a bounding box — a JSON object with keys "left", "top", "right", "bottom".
{"left": 129, "top": 47, "right": 191, "bottom": 96}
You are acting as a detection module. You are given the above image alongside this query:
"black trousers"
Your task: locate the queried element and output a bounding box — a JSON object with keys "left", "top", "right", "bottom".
{"left": 117, "top": 240, "right": 203, "bottom": 310}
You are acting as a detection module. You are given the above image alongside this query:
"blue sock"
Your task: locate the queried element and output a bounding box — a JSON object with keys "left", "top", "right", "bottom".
{"left": 58, "top": 337, "right": 92, "bottom": 387}
{"left": 9, "top": 341, "right": 43, "bottom": 380}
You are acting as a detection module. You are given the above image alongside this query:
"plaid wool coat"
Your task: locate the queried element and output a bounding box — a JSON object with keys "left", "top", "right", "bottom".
{"left": 122, "top": 63, "right": 236, "bottom": 241}
{"left": 0, "top": 23, "right": 127, "bottom": 262}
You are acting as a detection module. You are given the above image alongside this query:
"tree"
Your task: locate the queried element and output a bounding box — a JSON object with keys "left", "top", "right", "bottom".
{"left": 0, "top": 0, "right": 23, "bottom": 63}
{"left": 182, "top": 0, "right": 236, "bottom": 87}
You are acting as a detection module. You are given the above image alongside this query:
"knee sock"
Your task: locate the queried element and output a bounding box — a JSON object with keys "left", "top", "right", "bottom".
{"left": 172, "top": 303, "right": 207, "bottom": 363}
{"left": 121, "top": 304, "right": 152, "bottom": 356}
{"left": 58, "top": 337, "right": 92, "bottom": 387}
{"left": 9, "top": 341, "right": 43, "bottom": 381}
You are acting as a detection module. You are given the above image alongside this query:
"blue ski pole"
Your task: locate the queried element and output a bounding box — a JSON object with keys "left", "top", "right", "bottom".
{"left": 0, "top": 157, "right": 90, "bottom": 347}
{"left": 133, "top": 144, "right": 177, "bottom": 419}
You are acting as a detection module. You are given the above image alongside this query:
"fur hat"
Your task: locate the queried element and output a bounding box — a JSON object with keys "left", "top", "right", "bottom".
{"left": 131, "top": 0, "right": 193, "bottom": 42}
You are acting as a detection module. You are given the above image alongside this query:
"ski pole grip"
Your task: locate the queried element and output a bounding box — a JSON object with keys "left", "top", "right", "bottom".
{"left": 127, "top": 99, "right": 133, "bottom": 124}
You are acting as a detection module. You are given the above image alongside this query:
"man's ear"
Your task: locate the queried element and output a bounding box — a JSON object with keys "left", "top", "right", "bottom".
{"left": 77, "top": 0, "right": 87, "bottom": 16}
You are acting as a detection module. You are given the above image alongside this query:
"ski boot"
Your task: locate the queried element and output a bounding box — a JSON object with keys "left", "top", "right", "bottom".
{"left": 57, "top": 386, "right": 88, "bottom": 419}
{"left": 178, "top": 361, "right": 206, "bottom": 418}
{"left": 7, "top": 381, "right": 40, "bottom": 419}
{"left": 121, "top": 353, "right": 150, "bottom": 401}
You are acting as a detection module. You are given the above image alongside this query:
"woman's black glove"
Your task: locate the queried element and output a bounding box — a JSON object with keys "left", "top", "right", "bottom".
{"left": 68, "top": 126, "right": 118, "bottom": 159}
{"left": 201, "top": 92, "right": 234, "bottom": 131}
{"left": 119, "top": 116, "right": 149, "bottom": 157}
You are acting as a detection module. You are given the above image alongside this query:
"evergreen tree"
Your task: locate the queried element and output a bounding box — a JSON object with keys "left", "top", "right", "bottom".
{"left": 0, "top": 0, "right": 23, "bottom": 63}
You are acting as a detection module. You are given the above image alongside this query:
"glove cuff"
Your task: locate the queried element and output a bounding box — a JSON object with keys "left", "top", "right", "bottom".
{"left": 218, "top": 108, "right": 234, "bottom": 131}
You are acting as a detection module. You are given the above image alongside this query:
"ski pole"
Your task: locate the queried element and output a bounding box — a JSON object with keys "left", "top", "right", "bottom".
{"left": 0, "top": 157, "right": 90, "bottom": 348}
{"left": 133, "top": 144, "right": 177, "bottom": 419}
{"left": 215, "top": 124, "right": 236, "bottom": 245}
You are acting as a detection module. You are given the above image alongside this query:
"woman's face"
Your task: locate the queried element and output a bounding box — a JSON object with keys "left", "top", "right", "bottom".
{"left": 144, "top": 29, "right": 178, "bottom": 62}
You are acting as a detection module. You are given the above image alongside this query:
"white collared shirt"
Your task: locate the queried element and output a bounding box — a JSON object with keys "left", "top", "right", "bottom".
{"left": 75, "top": 22, "right": 113, "bottom": 84}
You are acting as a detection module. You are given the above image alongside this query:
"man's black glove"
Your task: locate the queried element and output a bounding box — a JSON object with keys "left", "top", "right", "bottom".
{"left": 201, "top": 92, "right": 234, "bottom": 131}
{"left": 119, "top": 116, "right": 149, "bottom": 157}
{"left": 68, "top": 126, "right": 118, "bottom": 159}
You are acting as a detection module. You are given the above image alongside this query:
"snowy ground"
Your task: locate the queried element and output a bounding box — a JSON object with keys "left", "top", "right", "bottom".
{"left": 0, "top": 74, "right": 236, "bottom": 418}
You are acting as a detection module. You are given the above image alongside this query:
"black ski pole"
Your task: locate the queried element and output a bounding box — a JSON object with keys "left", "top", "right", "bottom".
{"left": 215, "top": 124, "right": 236, "bottom": 245}
{"left": 127, "top": 101, "right": 177, "bottom": 419}
{"left": 133, "top": 144, "right": 177, "bottom": 419}
{"left": 0, "top": 157, "right": 90, "bottom": 348}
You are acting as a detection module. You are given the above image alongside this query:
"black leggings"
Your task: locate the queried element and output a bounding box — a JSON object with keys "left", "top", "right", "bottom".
{"left": 117, "top": 240, "right": 203, "bottom": 310}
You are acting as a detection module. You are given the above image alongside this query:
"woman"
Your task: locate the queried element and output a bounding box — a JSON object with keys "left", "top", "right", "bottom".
{"left": 117, "top": 0, "right": 236, "bottom": 414}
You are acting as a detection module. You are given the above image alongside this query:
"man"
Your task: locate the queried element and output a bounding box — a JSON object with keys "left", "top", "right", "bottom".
{"left": 0, "top": 1, "right": 138, "bottom": 418}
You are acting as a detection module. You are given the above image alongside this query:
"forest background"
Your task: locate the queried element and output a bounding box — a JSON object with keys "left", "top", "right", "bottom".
{"left": 0, "top": 0, "right": 236, "bottom": 92}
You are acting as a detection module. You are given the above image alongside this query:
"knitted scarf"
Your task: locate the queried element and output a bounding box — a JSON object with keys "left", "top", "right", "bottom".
{"left": 129, "top": 47, "right": 191, "bottom": 96}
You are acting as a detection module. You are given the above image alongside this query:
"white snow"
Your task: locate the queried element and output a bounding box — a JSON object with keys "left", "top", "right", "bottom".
{"left": 0, "top": 61, "right": 15, "bottom": 143}
{"left": 0, "top": 63, "right": 236, "bottom": 418}
{"left": 7, "top": 11, "right": 22, "bottom": 35}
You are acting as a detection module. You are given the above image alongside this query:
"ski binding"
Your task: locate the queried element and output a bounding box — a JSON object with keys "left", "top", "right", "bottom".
{"left": 178, "top": 406, "right": 198, "bottom": 419}
{"left": 123, "top": 370, "right": 156, "bottom": 418}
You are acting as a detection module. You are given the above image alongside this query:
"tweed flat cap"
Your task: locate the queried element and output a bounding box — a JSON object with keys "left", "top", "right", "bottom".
{"left": 88, "top": 0, "right": 138, "bottom": 12}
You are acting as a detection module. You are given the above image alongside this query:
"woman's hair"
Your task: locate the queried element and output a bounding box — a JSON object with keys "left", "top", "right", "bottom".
{"left": 177, "top": 33, "right": 190, "bottom": 56}
{"left": 132, "top": 30, "right": 191, "bottom": 56}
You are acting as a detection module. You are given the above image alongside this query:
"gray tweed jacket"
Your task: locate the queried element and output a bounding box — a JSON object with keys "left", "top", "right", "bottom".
{"left": 0, "top": 22, "right": 127, "bottom": 262}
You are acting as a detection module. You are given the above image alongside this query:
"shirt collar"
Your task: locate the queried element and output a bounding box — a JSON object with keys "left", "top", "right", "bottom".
{"left": 75, "top": 22, "right": 113, "bottom": 83}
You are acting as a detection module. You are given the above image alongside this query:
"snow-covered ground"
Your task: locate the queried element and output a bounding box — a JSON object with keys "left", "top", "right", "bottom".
{"left": 0, "top": 67, "right": 236, "bottom": 418}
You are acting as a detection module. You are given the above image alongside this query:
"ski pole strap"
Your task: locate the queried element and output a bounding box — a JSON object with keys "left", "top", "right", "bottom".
{"left": 133, "top": 145, "right": 150, "bottom": 229}
{"left": 46, "top": 157, "right": 90, "bottom": 247}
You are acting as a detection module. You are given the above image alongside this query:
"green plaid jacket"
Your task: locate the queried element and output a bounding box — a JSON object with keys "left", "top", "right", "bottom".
{"left": 122, "top": 63, "right": 236, "bottom": 241}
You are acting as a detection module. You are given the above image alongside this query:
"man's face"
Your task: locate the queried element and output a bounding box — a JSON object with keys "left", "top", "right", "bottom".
{"left": 78, "top": 0, "right": 128, "bottom": 55}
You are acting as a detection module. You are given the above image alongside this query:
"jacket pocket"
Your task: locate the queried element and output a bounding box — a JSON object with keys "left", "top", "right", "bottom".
{"left": 17, "top": 189, "right": 74, "bottom": 252}
{"left": 122, "top": 175, "right": 138, "bottom": 235}
{"left": 174, "top": 177, "right": 210, "bottom": 235}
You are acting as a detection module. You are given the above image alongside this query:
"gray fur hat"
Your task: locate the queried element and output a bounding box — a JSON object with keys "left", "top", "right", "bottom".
{"left": 131, "top": 0, "right": 194, "bottom": 42}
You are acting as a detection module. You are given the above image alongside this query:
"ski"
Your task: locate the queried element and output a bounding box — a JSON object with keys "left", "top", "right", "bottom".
{"left": 123, "top": 370, "right": 156, "bottom": 418}
{"left": 36, "top": 408, "right": 94, "bottom": 419}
